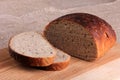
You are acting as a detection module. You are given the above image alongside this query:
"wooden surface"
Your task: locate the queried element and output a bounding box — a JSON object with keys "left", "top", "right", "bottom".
{"left": 0, "top": 44, "right": 119, "bottom": 80}
{"left": 0, "top": 0, "right": 120, "bottom": 80}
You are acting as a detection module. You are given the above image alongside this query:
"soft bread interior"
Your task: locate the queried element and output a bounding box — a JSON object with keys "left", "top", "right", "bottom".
{"left": 9, "top": 32, "right": 55, "bottom": 57}
{"left": 54, "top": 49, "right": 70, "bottom": 63}
{"left": 44, "top": 20, "right": 97, "bottom": 60}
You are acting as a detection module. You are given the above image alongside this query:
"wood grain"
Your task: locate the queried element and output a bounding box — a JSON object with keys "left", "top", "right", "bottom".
{"left": 0, "top": 43, "right": 119, "bottom": 80}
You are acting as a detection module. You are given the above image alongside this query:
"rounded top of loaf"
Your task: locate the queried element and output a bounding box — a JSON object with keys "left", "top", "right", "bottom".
{"left": 52, "top": 13, "right": 116, "bottom": 41}
{"left": 49, "top": 13, "right": 116, "bottom": 42}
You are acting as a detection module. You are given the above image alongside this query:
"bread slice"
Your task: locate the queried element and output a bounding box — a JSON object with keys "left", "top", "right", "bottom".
{"left": 8, "top": 32, "right": 56, "bottom": 67}
{"left": 46, "top": 49, "right": 70, "bottom": 70}
{"left": 44, "top": 13, "right": 116, "bottom": 61}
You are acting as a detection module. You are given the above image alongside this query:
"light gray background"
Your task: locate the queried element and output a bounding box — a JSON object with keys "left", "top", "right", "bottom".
{"left": 0, "top": 0, "right": 119, "bottom": 49}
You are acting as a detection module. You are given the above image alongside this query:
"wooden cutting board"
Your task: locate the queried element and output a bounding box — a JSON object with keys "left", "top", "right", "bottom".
{"left": 0, "top": 43, "right": 119, "bottom": 80}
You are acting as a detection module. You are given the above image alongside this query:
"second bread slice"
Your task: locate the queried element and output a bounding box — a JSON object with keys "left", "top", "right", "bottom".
{"left": 46, "top": 49, "right": 71, "bottom": 70}
{"left": 9, "top": 31, "right": 56, "bottom": 67}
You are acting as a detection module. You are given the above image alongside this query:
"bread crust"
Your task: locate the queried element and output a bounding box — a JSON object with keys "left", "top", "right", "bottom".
{"left": 44, "top": 13, "right": 116, "bottom": 60}
{"left": 8, "top": 34, "right": 56, "bottom": 67}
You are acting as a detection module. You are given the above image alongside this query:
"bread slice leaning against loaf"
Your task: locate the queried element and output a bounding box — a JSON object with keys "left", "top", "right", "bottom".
{"left": 44, "top": 13, "right": 116, "bottom": 61}
{"left": 46, "top": 49, "right": 70, "bottom": 70}
{"left": 8, "top": 32, "right": 56, "bottom": 67}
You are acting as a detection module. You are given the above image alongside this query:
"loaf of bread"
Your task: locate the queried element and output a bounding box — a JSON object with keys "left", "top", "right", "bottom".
{"left": 9, "top": 32, "right": 56, "bottom": 67}
{"left": 44, "top": 13, "right": 116, "bottom": 61}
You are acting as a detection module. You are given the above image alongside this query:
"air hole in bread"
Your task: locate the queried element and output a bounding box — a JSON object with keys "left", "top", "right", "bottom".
{"left": 105, "top": 32, "right": 109, "bottom": 38}
{"left": 50, "top": 52, "right": 53, "bottom": 54}
{"left": 84, "top": 34, "right": 87, "bottom": 37}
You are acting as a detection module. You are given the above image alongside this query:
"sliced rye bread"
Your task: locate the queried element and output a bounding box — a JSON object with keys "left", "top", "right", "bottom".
{"left": 44, "top": 13, "right": 116, "bottom": 61}
{"left": 8, "top": 32, "right": 56, "bottom": 67}
{"left": 46, "top": 49, "right": 70, "bottom": 70}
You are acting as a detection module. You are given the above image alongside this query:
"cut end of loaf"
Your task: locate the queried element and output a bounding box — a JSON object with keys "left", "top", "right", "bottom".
{"left": 9, "top": 31, "right": 56, "bottom": 67}
{"left": 44, "top": 20, "right": 98, "bottom": 61}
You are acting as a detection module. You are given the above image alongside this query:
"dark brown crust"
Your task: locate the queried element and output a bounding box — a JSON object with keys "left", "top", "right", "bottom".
{"left": 8, "top": 34, "right": 56, "bottom": 67}
{"left": 46, "top": 55, "right": 70, "bottom": 71}
{"left": 44, "top": 13, "right": 116, "bottom": 61}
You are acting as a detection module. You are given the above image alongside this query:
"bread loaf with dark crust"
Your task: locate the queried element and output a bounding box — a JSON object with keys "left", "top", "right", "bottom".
{"left": 44, "top": 13, "right": 116, "bottom": 61}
